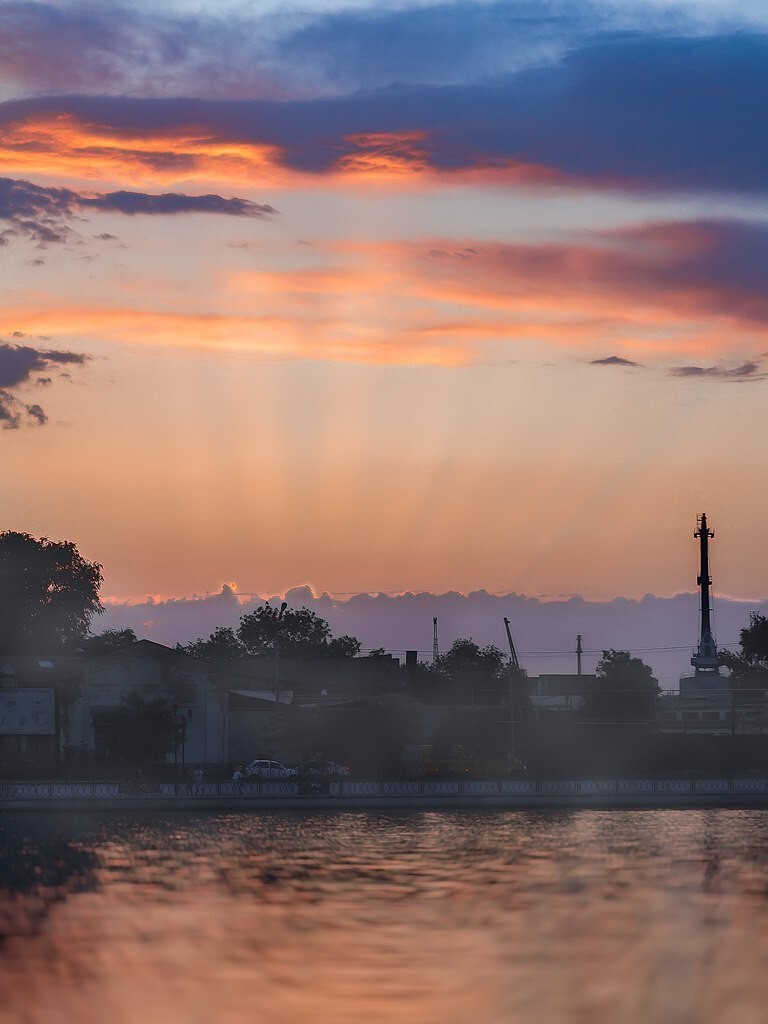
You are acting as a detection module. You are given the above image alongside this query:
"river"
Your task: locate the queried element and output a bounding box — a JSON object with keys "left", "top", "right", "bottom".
{"left": 2, "top": 808, "right": 768, "bottom": 1023}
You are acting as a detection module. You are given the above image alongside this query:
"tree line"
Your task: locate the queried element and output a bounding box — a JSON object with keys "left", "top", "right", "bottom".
{"left": 4, "top": 530, "right": 768, "bottom": 774}
{"left": 6, "top": 529, "right": 768, "bottom": 699}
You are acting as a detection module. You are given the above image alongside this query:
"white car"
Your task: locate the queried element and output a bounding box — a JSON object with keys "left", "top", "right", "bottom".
{"left": 244, "top": 759, "right": 297, "bottom": 779}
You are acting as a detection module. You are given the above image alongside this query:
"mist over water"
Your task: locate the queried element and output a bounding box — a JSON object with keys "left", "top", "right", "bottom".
{"left": 2, "top": 809, "right": 768, "bottom": 1023}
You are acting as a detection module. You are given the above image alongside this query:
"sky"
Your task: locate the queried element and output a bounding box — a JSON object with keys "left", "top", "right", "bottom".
{"left": 2, "top": 0, "right": 768, "bottom": 653}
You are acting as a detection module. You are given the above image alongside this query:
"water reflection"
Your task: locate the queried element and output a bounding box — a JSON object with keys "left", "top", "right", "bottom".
{"left": 2, "top": 809, "right": 768, "bottom": 1023}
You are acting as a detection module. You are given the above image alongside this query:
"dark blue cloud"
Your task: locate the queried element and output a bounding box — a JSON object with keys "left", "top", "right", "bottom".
{"left": 0, "top": 2, "right": 247, "bottom": 99}
{"left": 0, "top": 340, "right": 87, "bottom": 428}
{"left": 0, "top": 341, "right": 87, "bottom": 389}
{"left": 0, "top": 388, "right": 49, "bottom": 428}
{"left": 0, "top": 176, "right": 275, "bottom": 244}
{"left": 480, "top": 218, "right": 768, "bottom": 326}
{"left": 619, "top": 220, "right": 768, "bottom": 318}
{"left": 517, "top": 33, "right": 768, "bottom": 192}
{"left": 2, "top": 32, "right": 766, "bottom": 193}
{"left": 669, "top": 361, "right": 765, "bottom": 381}
{"left": 0, "top": 1, "right": 703, "bottom": 100}
{"left": 78, "top": 190, "right": 275, "bottom": 218}
{"left": 591, "top": 356, "right": 642, "bottom": 367}
{"left": 275, "top": 1, "right": 597, "bottom": 90}
{"left": 673, "top": 220, "right": 768, "bottom": 293}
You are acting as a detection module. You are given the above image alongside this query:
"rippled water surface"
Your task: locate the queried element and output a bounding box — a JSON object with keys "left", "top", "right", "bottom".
{"left": 2, "top": 808, "right": 768, "bottom": 1023}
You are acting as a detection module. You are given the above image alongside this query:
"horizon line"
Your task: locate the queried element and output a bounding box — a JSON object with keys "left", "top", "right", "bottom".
{"left": 100, "top": 586, "right": 768, "bottom": 607}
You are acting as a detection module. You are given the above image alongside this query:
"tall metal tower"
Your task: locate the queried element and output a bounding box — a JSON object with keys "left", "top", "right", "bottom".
{"left": 432, "top": 617, "right": 439, "bottom": 662}
{"left": 691, "top": 513, "right": 720, "bottom": 676}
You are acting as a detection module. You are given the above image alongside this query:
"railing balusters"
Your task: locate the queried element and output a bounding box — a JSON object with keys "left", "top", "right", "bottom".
{"left": 3, "top": 776, "right": 768, "bottom": 803}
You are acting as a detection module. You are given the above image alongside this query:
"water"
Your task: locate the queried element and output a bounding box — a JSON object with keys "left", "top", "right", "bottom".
{"left": 2, "top": 809, "right": 768, "bottom": 1024}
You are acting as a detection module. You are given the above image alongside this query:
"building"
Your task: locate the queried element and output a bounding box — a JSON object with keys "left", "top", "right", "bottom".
{"left": 528, "top": 674, "right": 595, "bottom": 712}
{"left": 68, "top": 640, "right": 226, "bottom": 766}
{"left": 0, "top": 655, "right": 80, "bottom": 770}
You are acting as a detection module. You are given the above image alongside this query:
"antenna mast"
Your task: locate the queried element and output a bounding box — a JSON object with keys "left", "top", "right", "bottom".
{"left": 432, "top": 616, "right": 439, "bottom": 662}
{"left": 691, "top": 513, "right": 719, "bottom": 675}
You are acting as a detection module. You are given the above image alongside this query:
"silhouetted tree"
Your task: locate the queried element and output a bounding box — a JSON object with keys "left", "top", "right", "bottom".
{"left": 583, "top": 650, "right": 659, "bottom": 723}
{"left": 431, "top": 638, "right": 508, "bottom": 704}
{"left": 81, "top": 628, "right": 137, "bottom": 656}
{"left": 179, "top": 605, "right": 361, "bottom": 662}
{"left": 0, "top": 531, "right": 103, "bottom": 653}
{"left": 719, "top": 613, "right": 768, "bottom": 697}
{"left": 236, "top": 604, "right": 360, "bottom": 659}
{"left": 177, "top": 626, "right": 245, "bottom": 661}
{"left": 326, "top": 634, "right": 363, "bottom": 658}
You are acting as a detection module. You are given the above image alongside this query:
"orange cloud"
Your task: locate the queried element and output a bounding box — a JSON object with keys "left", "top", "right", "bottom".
{"left": 3, "top": 300, "right": 475, "bottom": 366}
{"left": 0, "top": 114, "right": 295, "bottom": 187}
{"left": 228, "top": 233, "right": 768, "bottom": 363}
{"left": 0, "top": 113, "right": 579, "bottom": 190}
{"left": 8, "top": 223, "right": 767, "bottom": 369}
{"left": 336, "top": 131, "right": 432, "bottom": 178}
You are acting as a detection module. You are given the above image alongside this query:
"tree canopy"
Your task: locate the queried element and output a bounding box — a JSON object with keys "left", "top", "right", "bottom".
{"left": 0, "top": 531, "right": 103, "bottom": 653}
{"left": 583, "top": 649, "right": 659, "bottom": 723}
{"left": 81, "top": 628, "right": 137, "bottom": 656}
{"left": 177, "top": 626, "right": 245, "bottom": 661}
{"left": 431, "top": 638, "right": 511, "bottom": 704}
{"left": 179, "top": 604, "right": 361, "bottom": 661}
{"left": 719, "top": 613, "right": 768, "bottom": 695}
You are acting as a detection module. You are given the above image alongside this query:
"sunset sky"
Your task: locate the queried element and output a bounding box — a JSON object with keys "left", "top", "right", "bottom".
{"left": 2, "top": 0, "right": 768, "bottom": 610}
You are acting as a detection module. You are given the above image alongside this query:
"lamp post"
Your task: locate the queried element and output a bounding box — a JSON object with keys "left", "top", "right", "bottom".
{"left": 273, "top": 601, "right": 287, "bottom": 709}
{"left": 171, "top": 704, "right": 189, "bottom": 796}
{"left": 269, "top": 602, "right": 288, "bottom": 762}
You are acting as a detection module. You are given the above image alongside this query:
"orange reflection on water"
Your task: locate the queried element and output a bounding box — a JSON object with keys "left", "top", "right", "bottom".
{"left": 1, "top": 810, "right": 768, "bottom": 1024}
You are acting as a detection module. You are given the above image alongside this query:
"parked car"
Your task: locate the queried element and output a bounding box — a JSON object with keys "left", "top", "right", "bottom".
{"left": 244, "top": 759, "right": 297, "bottom": 779}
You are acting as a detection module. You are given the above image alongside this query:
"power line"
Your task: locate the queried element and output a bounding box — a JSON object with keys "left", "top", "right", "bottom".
{"left": 356, "top": 641, "right": 743, "bottom": 657}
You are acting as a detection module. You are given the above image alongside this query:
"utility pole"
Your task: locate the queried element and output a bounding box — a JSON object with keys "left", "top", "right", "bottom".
{"left": 433, "top": 617, "right": 439, "bottom": 662}
{"left": 576, "top": 634, "right": 583, "bottom": 676}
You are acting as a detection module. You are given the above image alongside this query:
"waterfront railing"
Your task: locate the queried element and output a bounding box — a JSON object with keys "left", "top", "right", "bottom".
{"left": 2, "top": 777, "right": 768, "bottom": 801}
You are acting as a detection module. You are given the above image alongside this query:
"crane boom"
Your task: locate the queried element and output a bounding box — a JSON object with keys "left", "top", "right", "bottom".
{"left": 503, "top": 617, "right": 521, "bottom": 672}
